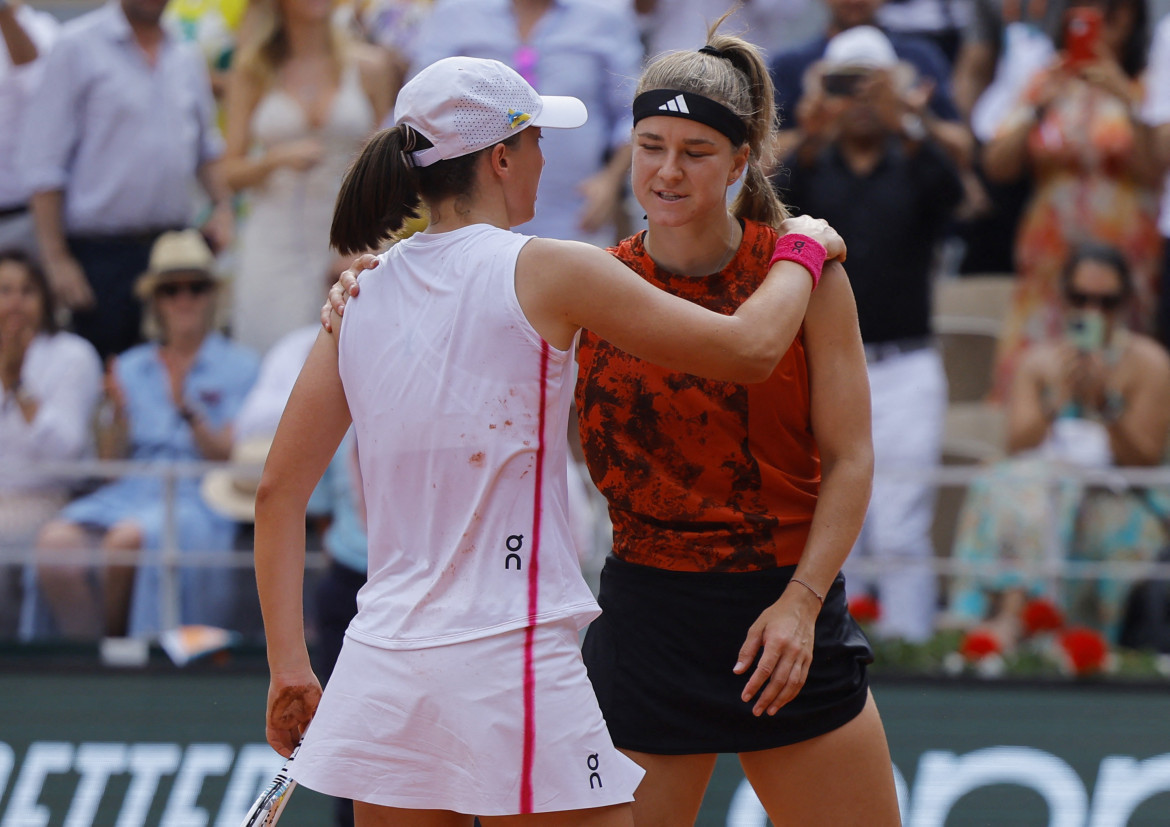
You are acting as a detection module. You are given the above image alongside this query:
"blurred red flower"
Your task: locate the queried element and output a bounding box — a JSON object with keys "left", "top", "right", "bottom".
{"left": 848, "top": 594, "right": 881, "bottom": 624}
{"left": 1059, "top": 627, "right": 1109, "bottom": 675}
{"left": 1021, "top": 597, "right": 1065, "bottom": 636}
{"left": 959, "top": 629, "right": 1002, "bottom": 661}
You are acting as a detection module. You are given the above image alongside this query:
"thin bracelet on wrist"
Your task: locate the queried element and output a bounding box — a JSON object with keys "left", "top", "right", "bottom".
{"left": 789, "top": 576, "right": 825, "bottom": 606}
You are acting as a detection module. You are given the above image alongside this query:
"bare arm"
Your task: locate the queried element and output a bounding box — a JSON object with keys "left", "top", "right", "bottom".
{"left": 981, "top": 113, "right": 1034, "bottom": 183}
{"left": 356, "top": 43, "right": 397, "bottom": 127}
{"left": 734, "top": 263, "right": 874, "bottom": 715}
{"left": 517, "top": 217, "right": 842, "bottom": 384}
{"left": 30, "top": 189, "right": 94, "bottom": 310}
{"left": 254, "top": 323, "right": 352, "bottom": 756}
{"left": 1006, "top": 345, "right": 1062, "bottom": 454}
{"left": 1105, "top": 340, "right": 1170, "bottom": 466}
{"left": 0, "top": 4, "right": 37, "bottom": 66}
{"left": 577, "top": 142, "right": 632, "bottom": 234}
{"left": 953, "top": 41, "right": 997, "bottom": 123}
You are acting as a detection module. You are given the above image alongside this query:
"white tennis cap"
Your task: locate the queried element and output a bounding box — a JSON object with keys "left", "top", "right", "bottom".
{"left": 396, "top": 56, "right": 588, "bottom": 168}
{"left": 822, "top": 25, "right": 899, "bottom": 70}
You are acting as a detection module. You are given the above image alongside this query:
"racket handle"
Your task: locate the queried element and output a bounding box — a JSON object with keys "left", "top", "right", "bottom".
{"left": 240, "top": 748, "right": 299, "bottom": 827}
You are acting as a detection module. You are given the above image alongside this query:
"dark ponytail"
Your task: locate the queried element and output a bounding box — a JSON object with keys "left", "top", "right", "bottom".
{"left": 331, "top": 126, "right": 424, "bottom": 255}
{"left": 331, "top": 125, "right": 521, "bottom": 255}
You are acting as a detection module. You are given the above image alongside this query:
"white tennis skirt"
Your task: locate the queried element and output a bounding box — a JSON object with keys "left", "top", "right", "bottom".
{"left": 290, "top": 619, "right": 645, "bottom": 816}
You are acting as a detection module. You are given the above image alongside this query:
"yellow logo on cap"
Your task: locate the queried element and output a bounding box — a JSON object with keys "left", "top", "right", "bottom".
{"left": 507, "top": 109, "right": 532, "bottom": 130}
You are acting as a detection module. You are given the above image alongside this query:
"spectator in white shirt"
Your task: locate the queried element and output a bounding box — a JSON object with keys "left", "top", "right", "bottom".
{"left": 18, "top": 0, "right": 232, "bottom": 360}
{"left": 0, "top": 0, "right": 58, "bottom": 259}
{"left": 0, "top": 250, "right": 102, "bottom": 638}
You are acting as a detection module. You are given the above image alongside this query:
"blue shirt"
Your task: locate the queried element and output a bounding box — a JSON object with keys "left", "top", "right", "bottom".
{"left": 410, "top": 0, "right": 642, "bottom": 243}
{"left": 769, "top": 30, "right": 961, "bottom": 128}
{"left": 18, "top": 1, "right": 223, "bottom": 235}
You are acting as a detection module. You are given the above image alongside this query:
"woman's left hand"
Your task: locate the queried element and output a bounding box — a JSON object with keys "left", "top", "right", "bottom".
{"left": 733, "top": 587, "right": 818, "bottom": 716}
{"left": 266, "top": 672, "right": 322, "bottom": 758}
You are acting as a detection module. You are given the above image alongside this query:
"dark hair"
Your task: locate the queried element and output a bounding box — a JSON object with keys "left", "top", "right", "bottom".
{"left": 330, "top": 126, "right": 522, "bottom": 255}
{"left": 0, "top": 249, "right": 58, "bottom": 334}
{"left": 1111, "top": 0, "right": 1150, "bottom": 77}
{"left": 1061, "top": 240, "right": 1134, "bottom": 298}
{"left": 636, "top": 15, "right": 790, "bottom": 228}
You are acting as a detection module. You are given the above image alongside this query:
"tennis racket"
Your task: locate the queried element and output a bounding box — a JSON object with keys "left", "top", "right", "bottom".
{"left": 240, "top": 745, "right": 299, "bottom": 826}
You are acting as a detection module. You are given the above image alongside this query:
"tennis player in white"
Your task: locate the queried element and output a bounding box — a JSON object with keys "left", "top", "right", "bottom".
{"left": 252, "top": 56, "right": 844, "bottom": 826}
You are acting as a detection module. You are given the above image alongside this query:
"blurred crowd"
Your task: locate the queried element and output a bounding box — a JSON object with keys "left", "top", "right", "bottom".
{"left": 3, "top": 0, "right": 1170, "bottom": 658}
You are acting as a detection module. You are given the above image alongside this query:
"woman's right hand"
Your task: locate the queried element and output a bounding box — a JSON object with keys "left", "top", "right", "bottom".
{"left": 269, "top": 138, "right": 326, "bottom": 172}
{"left": 266, "top": 672, "right": 322, "bottom": 758}
{"left": 320, "top": 254, "right": 379, "bottom": 332}
{"left": 779, "top": 214, "right": 847, "bottom": 263}
{"left": 45, "top": 253, "right": 94, "bottom": 310}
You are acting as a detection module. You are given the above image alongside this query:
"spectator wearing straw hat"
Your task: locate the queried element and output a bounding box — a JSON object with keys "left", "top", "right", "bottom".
{"left": 30, "top": 230, "right": 257, "bottom": 640}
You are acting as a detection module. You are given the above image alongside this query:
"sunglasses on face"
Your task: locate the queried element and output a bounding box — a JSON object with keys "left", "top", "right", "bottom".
{"left": 156, "top": 280, "right": 214, "bottom": 299}
{"left": 1066, "top": 290, "right": 1124, "bottom": 311}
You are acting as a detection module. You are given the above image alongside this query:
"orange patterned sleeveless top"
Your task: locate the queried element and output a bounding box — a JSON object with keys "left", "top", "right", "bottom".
{"left": 575, "top": 219, "right": 820, "bottom": 572}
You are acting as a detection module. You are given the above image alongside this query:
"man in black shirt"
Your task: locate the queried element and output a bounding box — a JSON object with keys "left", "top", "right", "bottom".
{"left": 776, "top": 26, "right": 963, "bottom": 643}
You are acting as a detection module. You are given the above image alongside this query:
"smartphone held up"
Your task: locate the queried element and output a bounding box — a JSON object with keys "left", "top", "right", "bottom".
{"left": 1064, "top": 6, "right": 1103, "bottom": 67}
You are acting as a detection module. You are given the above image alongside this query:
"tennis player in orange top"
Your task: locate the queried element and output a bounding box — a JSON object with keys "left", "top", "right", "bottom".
{"left": 326, "top": 24, "right": 901, "bottom": 827}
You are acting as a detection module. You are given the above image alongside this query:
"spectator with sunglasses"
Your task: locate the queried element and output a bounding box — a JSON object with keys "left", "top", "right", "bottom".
{"left": 948, "top": 241, "right": 1170, "bottom": 647}
{"left": 30, "top": 230, "right": 258, "bottom": 640}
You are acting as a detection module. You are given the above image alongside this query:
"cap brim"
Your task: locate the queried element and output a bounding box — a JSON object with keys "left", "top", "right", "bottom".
{"left": 532, "top": 95, "right": 588, "bottom": 129}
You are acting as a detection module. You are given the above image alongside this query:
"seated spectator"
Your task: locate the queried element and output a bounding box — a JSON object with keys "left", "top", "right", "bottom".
{"left": 949, "top": 242, "right": 1170, "bottom": 646}
{"left": 983, "top": 0, "right": 1160, "bottom": 397}
{"left": 32, "top": 231, "right": 258, "bottom": 639}
{"left": 0, "top": 251, "right": 102, "bottom": 638}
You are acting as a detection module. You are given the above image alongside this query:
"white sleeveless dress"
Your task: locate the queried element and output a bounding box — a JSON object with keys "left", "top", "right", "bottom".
{"left": 232, "top": 61, "right": 374, "bottom": 354}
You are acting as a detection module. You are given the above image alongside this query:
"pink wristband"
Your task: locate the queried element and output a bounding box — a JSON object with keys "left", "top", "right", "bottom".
{"left": 769, "top": 233, "right": 826, "bottom": 289}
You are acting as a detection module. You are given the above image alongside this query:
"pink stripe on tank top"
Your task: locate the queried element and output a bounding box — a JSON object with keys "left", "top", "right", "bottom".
{"left": 520, "top": 341, "right": 550, "bottom": 814}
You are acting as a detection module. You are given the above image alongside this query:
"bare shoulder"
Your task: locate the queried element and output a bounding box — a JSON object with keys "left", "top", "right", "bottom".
{"left": 1126, "top": 331, "right": 1170, "bottom": 376}
{"left": 520, "top": 237, "right": 610, "bottom": 270}
{"left": 805, "top": 260, "right": 858, "bottom": 321}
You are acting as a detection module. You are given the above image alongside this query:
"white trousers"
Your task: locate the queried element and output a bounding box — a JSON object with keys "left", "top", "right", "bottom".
{"left": 844, "top": 347, "right": 947, "bottom": 642}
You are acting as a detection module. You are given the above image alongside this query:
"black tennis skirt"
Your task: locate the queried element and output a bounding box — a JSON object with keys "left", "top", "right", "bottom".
{"left": 582, "top": 555, "right": 874, "bottom": 755}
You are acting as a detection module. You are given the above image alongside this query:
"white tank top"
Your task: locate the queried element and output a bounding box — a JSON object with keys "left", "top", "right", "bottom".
{"left": 337, "top": 223, "right": 599, "bottom": 648}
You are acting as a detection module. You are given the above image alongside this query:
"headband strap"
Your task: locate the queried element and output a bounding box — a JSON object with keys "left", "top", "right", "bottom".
{"left": 632, "top": 89, "right": 748, "bottom": 147}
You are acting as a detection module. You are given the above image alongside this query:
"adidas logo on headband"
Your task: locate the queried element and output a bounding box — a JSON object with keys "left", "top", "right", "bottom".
{"left": 632, "top": 88, "right": 748, "bottom": 146}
